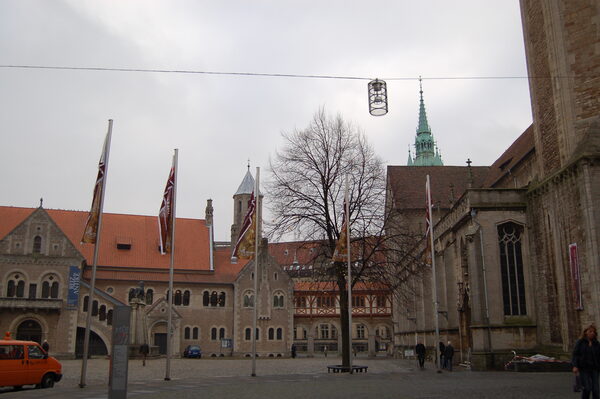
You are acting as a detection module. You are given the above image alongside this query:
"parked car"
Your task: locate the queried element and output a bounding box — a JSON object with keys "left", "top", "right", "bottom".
{"left": 183, "top": 345, "right": 202, "bottom": 358}
{"left": 0, "top": 332, "right": 62, "bottom": 390}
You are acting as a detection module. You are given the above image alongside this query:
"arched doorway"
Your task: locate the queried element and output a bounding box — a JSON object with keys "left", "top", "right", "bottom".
{"left": 75, "top": 327, "right": 108, "bottom": 357}
{"left": 151, "top": 322, "right": 168, "bottom": 355}
{"left": 16, "top": 319, "right": 42, "bottom": 343}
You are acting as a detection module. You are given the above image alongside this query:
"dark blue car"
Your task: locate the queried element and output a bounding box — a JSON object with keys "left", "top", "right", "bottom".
{"left": 183, "top": 345, "right": 202, "bottom": 358}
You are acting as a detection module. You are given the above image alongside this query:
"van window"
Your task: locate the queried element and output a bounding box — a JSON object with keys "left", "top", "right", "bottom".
{"left": 0, "top": 345, "right": 24, "bottom": 359}
{"left": 28, "top": 345, "right": 45, "bottom": 360}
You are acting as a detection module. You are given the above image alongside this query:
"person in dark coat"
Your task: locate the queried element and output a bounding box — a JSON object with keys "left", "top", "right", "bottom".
{"left": 444, "top": 341, "right": 455, "bottom": 371}
{"left": 439, "top": 341, "right": 445, "bottom": 369}
{"left": 291, "top": 344, "right": 297, "bottom": 359}
{"left": 41, "top": 340, "right": 49, "bottom": 353}
{"left": 415, "top": 342, "right": 426, "bottom": 369}
{"left": 139, "top": 343, "right": 150, "bottom": 366}
{"left": 572, "top": 324, "right": 600, "bottom": 399}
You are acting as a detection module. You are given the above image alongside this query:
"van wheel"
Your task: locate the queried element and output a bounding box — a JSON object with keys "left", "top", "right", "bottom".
{"left": 41, "top": 373, "right": 55, "bottom": 388}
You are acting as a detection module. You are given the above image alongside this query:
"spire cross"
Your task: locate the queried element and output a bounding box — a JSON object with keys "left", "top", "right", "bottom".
{"left": 39, "top": 198, "right": 43, "bottom": 208}
{"left": 247, "top": 159, "right": 250, "bottom": 171}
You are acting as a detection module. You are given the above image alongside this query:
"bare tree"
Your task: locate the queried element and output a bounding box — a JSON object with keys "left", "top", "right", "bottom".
{"left": 268, "top": 108, "right": 422, "bottom": 368}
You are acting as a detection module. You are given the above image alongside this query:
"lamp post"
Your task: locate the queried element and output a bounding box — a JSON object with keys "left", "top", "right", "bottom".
{"left": 368, "top": 79, "right": 388, "bottom": 116}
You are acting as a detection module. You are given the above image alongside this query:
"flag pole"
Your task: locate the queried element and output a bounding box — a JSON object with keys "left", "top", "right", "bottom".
{"left": 345, "top": 174, "right": 353, "bottom": 373}
{"left": 251, "top": 167, "right": 260, "bottom": 377}
{"left": 80, "top": 119, "right": 113, "bottom": 388}
{"left": 165, "top": 149, "right": 178, "bottom": 381}
{"left": 427, "top": 175, "right": 441, "bottom": 372}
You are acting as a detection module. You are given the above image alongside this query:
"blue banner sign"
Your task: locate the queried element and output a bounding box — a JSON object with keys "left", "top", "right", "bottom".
{"left": 67, "top": 266, "right": 81, "bottom": 308}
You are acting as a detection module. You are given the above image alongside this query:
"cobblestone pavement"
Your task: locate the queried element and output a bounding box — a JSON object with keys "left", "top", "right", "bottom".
{"left": 1, "top": 356, "right": 573, "bottom": 398}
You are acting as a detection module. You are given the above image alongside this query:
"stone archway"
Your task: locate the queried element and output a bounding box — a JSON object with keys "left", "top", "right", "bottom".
{"left": 16, "top": 319, "right": 42, "bottom": 343}
{"left": 75, "top": 327, "right": 108, "bottom": 357}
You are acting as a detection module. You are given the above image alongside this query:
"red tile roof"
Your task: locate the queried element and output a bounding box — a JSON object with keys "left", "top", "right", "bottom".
{"left": 483, "top": 124, "right": 535, "bottom": 187}
{"left": 268, "top": 241, "right": 322, "bottom": 266}
{"left": 386, "top": 165, "right": 490, "bottom": 210}
{"left": 0, "top": 206, "right": 246, "bottom": 283}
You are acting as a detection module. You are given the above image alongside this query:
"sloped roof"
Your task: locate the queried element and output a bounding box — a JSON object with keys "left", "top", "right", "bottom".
{"left": 268, "top": 240, "right": 323, "bottom": 266}
{"left": 483, "top": 124, "right": 535, "bottom": 187}
{"left": 234, "top": 170, "right": 255, "bottom": 195}
{"left": 1, "top": 206, "right": 248, "bottom": 283}
{"left": 387, "top": 165, "right": 489, "bottom": 210}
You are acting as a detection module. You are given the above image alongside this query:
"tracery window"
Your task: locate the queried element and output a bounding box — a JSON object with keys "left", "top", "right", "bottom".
{"left": 41, "top": 274, "right": 59, "bottom": 299}
{"left": 498, "top": 222, "right": 527, "bottom": 315}
{"left": 243, "top": 291, "right": 254, "bottom": 308}
{"left": 6, "top": 273, "right": 25, "bottom": 298}
{"left": 273, "top": 292, "right": 285, "bottom": 308}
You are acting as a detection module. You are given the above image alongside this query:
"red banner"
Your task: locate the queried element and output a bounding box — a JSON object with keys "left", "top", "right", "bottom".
{"left": 158, "top": 162, "right": 175, "bottom": 254}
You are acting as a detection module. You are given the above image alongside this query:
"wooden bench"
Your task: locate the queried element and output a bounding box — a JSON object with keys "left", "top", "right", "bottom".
{"left": 327, "top": 365, "right": 368, "bottom": 373}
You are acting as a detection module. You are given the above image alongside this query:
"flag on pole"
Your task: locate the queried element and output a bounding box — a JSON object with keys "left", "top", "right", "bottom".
{"left": 158, "top": 158, "right": 176, "bottom": 254}
{"left": 232, "top": 192, "right": 256, "bottom": 259}
{"left": 424, "top": 175, "right": 433, "bottom": 265}
{"left": 81, "top": 132, "right": 110, "bottom": 244}
{"left": 332, "top": 212, "right": 348, "bottom": 262}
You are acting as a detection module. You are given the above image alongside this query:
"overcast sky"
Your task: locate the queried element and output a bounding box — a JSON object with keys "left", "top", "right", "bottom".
{"left": 0, "top": 1, "right": 532, "bottom": 242}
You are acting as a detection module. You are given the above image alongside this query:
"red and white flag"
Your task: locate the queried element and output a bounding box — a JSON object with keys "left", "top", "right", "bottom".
{"left": 81, "top": 131, "right": 110, "bottom": 244}
{"left": 158, "top": 157, "right": 176, "bottom": 254}
{"left": 232, "top": 192, "right": 257, "bottom": 260}
{"left": 424, "top": 175, "right": 433, "bottom": 265}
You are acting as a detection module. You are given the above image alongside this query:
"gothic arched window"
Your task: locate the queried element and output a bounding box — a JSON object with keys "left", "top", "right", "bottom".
{"left": 210, "top": 291, "right": 218, "bottom": 307}
{"left": 498, "top": 222, "right": 527, "bottom": 316}
{"left": 276, "top": 328, "right": 283, "bottom": 340}
{"left": 203, "top": 291, "right": 210, "bottom": 306}
{"left": 183, "top": 290, "right": 190, "bottom": 306}
{"left": 218, "top": 292, "right": 226, "bottom": 307}
{"left": 174, "top": 290, "right": 182, "bottom": 306}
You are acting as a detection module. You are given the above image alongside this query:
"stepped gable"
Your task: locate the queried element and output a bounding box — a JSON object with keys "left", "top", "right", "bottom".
{"left": 387, "top": 165, "right": 490, "bottom": 210}
{"left": 483, "top": 124, "right": 535, "bottom": 188}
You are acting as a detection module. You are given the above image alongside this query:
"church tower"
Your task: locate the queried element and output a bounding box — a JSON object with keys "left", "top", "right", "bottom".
{"left": 407, "top": 78, "right": 443, "bottom": 166}
{"left": 230, "top": 165, "right": 263, "bottom": 248}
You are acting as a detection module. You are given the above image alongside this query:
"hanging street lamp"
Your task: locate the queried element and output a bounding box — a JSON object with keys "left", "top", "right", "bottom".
{"left": 368, "top": 79, "right": 388, "bottom": 116}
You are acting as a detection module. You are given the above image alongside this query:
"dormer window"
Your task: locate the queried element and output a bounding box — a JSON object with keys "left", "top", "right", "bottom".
{"left": 116, "top": 237, "right": 132, "bottom": 250}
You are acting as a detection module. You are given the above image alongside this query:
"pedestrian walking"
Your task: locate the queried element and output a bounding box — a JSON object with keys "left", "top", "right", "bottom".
{"left": 323, "top": 345, "right": 328, "bottom": 358}
{"left": 572, "top": 324, "right": 600, "bottom": 399}
{"left": 439, "top": 341, "right": 445, "bottom": 369}
{"left": 139, "top": 343, "right": 149, "bottom": 366}
{"left": 291, "top": 344, "right": 297, "bottom": 359}
{"left": 444, "top": 341, "right": 455, "bottom": 371}
{"left": 415, "top": 342, "right": 426, "bottom": 369}
{"left": 42, "top": 340, "right": 49, "bottom": 353}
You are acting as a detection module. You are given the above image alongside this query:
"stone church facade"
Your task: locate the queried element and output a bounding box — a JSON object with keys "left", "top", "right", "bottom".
{"left": 389, "top": 0, "right": 599, "bottom": 370}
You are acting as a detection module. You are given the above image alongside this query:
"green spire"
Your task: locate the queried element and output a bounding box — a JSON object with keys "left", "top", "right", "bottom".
{"left": 417, "top": 77, "right": 430, "bottom": 134}
{"left": 410, "top": 77, "right": 443, "bottom": 166}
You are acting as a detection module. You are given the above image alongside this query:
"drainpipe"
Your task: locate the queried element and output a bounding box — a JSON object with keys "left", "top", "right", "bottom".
{"left": 470, "top": 209, "right": 492, "bottom": 354}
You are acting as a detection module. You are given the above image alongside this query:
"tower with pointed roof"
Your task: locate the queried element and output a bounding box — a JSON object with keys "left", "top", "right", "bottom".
{"left": 407, "top": 78, "right": 443, "bottom": 166}
{"left": 230, "top": 164, "right": 263, "bottom": 249}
